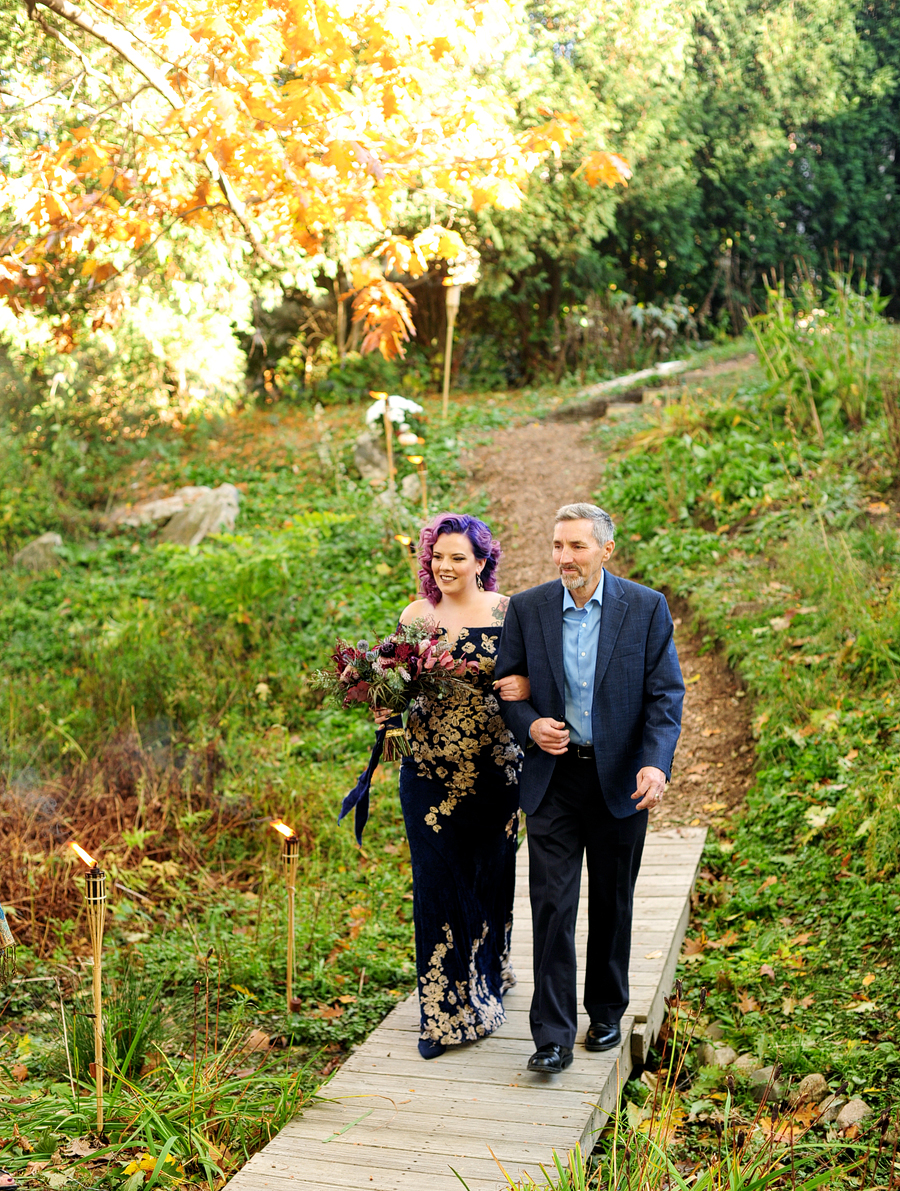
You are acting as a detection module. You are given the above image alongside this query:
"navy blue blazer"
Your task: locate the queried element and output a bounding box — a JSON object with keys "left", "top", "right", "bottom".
{"left": 496, "top": 571, "right": 684, "bottom": 818}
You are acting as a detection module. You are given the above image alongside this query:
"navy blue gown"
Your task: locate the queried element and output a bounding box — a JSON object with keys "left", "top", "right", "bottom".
{"left": 399, "top": 625, "right": 522, "bottom": 1047}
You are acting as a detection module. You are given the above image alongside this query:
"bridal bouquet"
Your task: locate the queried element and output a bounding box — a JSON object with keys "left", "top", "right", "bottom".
{"left": 313, "top": 618, "right": 476, "bottom": 759}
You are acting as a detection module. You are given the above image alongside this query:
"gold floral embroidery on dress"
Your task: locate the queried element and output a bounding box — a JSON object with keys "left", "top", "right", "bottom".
{"left": 419, "top": 920, "right": 513, "bottom": 1044}
{"left": 406, "top": 627, "right": 522, "bottom": 833}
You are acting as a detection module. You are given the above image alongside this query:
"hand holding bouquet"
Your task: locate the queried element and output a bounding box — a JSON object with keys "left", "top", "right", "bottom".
{"left": 313, "top": 618, "right": 477, "bottom": 759}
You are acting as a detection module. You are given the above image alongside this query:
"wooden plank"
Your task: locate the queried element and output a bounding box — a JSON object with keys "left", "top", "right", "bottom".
{"left": 225, "top": 827, "right": 705, "bottom": 1191}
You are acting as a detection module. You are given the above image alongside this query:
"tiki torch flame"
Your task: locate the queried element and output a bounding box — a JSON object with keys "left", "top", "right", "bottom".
{"left": 394, "top": 534, "right": 412, "bottom": 546}
{"left": 270, "top": 820, "right": 295, "bottom": 840}
{"left": 70, "top": 841, "right": 98, "bottom": 868}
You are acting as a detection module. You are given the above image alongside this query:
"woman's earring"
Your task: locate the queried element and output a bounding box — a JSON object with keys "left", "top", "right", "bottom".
{"left": 476, "top": 572, "right": 485, "bottom": 590}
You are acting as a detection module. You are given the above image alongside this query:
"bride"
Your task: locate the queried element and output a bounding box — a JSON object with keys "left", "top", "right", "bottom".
{"left": 376, "top": 512, "right": 528, "bottom": 1058}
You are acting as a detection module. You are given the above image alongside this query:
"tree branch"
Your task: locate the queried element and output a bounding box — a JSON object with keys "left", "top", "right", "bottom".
{"left": 29, "top": 0, "right": 279, "bottom": 267}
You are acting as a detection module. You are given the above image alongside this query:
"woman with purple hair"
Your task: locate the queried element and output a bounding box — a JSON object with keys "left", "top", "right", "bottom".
{"left": 378, "top": 512, "right": 529, "bottom": 1059}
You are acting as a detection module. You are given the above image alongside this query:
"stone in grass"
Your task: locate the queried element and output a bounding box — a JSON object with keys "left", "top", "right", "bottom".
{"left": 158, "top": 483, "right": 241, "bottom": 547}
{"left": 696, "top": 1042, "right": 738, "bottom": 1068}
{"left": 12, "top": 531, "right": 64, "bottom": 572}
{"left": 748, "top": 1065, "right": 784, "bottom": 1103}
{"left": 835, "top": 1099, "right": 872, "bottom": 1131}
{"left": 819, "top": 1097, "right": 848, "bottom": 1124}
{"left": 731, "top": 1053, "right": 759, "bottom": 1077}
{"left": 790, "top": 1073, "right": 830, "bottom": 1106}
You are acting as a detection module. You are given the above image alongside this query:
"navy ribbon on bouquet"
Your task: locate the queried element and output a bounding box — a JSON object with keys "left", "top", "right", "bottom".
{"left": 339, "top": 724, "right": 388, "bottom": 845}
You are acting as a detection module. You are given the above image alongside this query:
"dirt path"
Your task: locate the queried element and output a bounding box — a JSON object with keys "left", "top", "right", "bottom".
{"left": 469, "top": 421, "right": 755, "bottom": 830}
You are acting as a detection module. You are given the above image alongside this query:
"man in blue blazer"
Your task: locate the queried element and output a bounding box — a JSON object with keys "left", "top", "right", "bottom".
{"left": 496, "top": 503, "right": 684, "bottom": 1073}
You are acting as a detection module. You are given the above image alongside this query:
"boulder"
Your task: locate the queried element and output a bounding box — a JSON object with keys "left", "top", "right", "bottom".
{"left": 820, "top": 1097, "right": 848, "bottom": 1124}
{"left": 732, "top": 1053, "right": 759, "bottom": 1076}
{"left": 696, "top": 1042, "right": 737, "bottom": 1068}
{"left": 354, "top": 432, "right": 389, "bottom": 482}
{"left": 158, "top": 484, "right": 241, "bottom": 546}
{"left": 748, "top": 1065, "right": 784, "bottom": 1103}
{"left": 790, "top": 1073, "right": 830, "bottom": 1106}
{"left": 835, "top": 1099, "right": 871, "bottom": 1131}
{"left": 401, "top": 472, "right": 423, "bottom": 503}
{"left": 107, "top": 486, "right": 211, "bottom": 528}
{"left": 13, "top": 532, "right": 64, "bottom": 572}
{"left": 705, "top": 1021, "right": 726, "bottom": 1042}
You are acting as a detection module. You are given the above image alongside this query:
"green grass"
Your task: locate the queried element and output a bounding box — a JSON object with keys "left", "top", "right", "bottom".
{"left": 584, "top": 325, "right": 900, "bottom": 1182}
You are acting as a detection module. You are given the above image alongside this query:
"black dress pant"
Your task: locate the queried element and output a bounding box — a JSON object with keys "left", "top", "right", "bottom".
{"left": 526, "top": 751, "right": 647, "bottom": 1049}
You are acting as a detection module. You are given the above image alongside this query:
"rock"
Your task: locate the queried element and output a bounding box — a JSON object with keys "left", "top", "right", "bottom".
{"left": 706, "top": 1021, "right": 726, "bottom": 1042}
{"left": 543, "top": 396, "right": 608, "bottom": 424}
{"left": 158, "top": 483, "right": 241, "bottom": 546}
{"left": 107, "top": 486, "right": 211, "bottom": 528}
{"left": 748, "top": 1065, "right": 784, "bottom": 1103}
{"left": 819, "top": 1097, "right": 847, "bottom": 1124}
{"left": 729, "top": 601, "right": 767, "bottom": 618}
{"left": 790, "top": 1073, "right": 830, "bottom": 1106}
{"left": 354, "top": 432, "right": 389, "bottom": 481}
{"left": 696, "top": 1042, "right": 737, "bottom": 1068}
{"left": 696, "top": 1042, "right": 716, "bottom": 1066}
{"left": 13, "top": 532, "right": 64, "bottom": 572}
{"left": 732, "top": 1053, "right": 759, "bottom": 1076}
{"left": 401, "top": 472, "right": 423, "bottom": 503}
{"left": 835, "top": 1099, "right": 871, "bottom": 1131}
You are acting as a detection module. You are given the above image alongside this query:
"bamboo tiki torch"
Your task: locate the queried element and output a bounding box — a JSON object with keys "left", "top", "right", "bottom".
{"left": 271, "top": 821, "right": 300, "bottom": 1012}
{"left": 393, "top": 534, "right": 420, "bottom": 596}
{"left": 405, "top": 456, "right": 428, "bottom": 520}
{"left": 0, "top": 901, "right": 17, "bottom": 985}
{"left": 70, "top": 842, "right": 106, "bottom": 1133}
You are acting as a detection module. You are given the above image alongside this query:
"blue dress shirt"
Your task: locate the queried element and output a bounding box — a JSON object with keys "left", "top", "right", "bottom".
{"left": 561, "top": 570, "right": 604, "bottom": 746}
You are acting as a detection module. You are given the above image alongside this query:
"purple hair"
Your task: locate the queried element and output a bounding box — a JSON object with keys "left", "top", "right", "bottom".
{"left": 417, "top": 513, "right": 502, "bottom": 605}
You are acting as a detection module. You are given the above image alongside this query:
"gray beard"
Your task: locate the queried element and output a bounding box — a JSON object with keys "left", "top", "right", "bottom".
{"left": 560, "top": 573, "right": 586, "bottom": 590}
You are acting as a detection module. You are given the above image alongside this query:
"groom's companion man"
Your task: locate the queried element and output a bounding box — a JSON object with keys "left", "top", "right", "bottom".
{"left": 496, "top": 503, "right": 684, "bottom": 1074}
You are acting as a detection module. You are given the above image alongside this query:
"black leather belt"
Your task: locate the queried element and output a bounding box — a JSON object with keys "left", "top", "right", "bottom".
{"left": 567, "top": 744, "right": 595, "bottom": 760}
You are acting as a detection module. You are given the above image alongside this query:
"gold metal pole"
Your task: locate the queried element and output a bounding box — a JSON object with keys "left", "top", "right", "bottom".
{"left": 441, "top": 285, "right": 462, "bottom": 421}
{"left": 405, "top": 456, "right": 428, "bottom": 521}
{"left": 381, "top": 409, "right": 396, "bottom": 491}
{"left": 280, "top": 835, "right": 300, "bottom": 1012}
{"left": 84, "top": 866, "right": 107, "bottom": 1134}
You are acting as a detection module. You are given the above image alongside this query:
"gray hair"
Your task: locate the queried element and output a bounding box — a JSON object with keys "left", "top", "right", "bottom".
{"left": 555, "top": 503, "right": 615, "bottom": 546}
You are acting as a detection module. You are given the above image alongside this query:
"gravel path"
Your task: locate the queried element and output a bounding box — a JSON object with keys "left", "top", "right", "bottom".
{"left": 469, "top": 419, "right": 755, "bottom": 831}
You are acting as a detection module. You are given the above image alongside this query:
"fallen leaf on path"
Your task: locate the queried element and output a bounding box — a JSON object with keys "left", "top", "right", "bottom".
{"left": 782, "top": 997, "right": 798, "bottom": 1015}
{"left": 702, "top": 801, "right": 727, "bottom": 812}
{"left": 790, "top": 932, "right": 813, "bottom": 946}
{"left": 685, "top": 674, "right": 701, "bottom": 685}
{"left": 862, "top": 973, "right": 876, "bottom": 987}
{"left": 844, "top": 1000, "right": 877, "bottom": 1013}
{"left": 756, "top": 875, "right": 778, "bottom": 893}
{"left": 737, "top": 993, "right": 760, "bottom": 1014}
{"left": 799, "top": 995, "right": 815, "bottom": 1008}
{"left": 11, "top": 1063, "right": 28, "bottom": 1082}
{"left": 760, "top": 963, "right": 776, "bottom": 981}
{"left": 867, "top": 501, "right": 890, "bottom": 515}
{"left": 645, "top": 950, "right": 663, "bottom": 959}
{"left": 701, "top": 728, "right": 721, "bottom": 737}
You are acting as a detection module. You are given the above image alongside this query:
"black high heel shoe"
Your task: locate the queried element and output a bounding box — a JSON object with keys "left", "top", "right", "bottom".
{"left": 418, "top": 1037, "right": 447, "bottom": 1059}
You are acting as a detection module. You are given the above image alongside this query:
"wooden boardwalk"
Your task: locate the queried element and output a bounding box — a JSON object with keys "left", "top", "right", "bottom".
{"left": 227, "top": 827, "right": 706, "bottom": 1191}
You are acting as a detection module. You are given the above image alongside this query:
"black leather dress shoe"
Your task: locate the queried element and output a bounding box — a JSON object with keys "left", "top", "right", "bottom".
{"left": 585, "top": 1021, "right": 622, "bottom": 1052}
{"left": 527, "top": 1043, "right": 574, "bottom": 1073}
